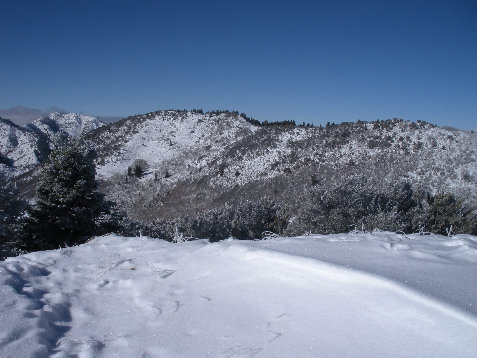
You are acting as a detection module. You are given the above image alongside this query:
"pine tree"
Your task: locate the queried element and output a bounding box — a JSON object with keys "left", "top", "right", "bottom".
{"left": 134, "top": 164, "right": 143, "bottom": 178}
{"left": 24, "top": 143, "right": 105, "bottom": 249}
{"left": 0, "top": 173, "right": 26, "bottom": 259}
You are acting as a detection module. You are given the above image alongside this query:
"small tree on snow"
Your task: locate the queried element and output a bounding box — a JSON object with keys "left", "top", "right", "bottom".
{"left": 173, "top": 224, "right": 185, "bottom": 243}
{"left": 24, "top": 142, "right": 105, "bottom": 249}
{"left": 134, "top": 164, "right": 143, "bottom": 178}
{"left": 132, "top": 159, "right": 148, "bottom": 178}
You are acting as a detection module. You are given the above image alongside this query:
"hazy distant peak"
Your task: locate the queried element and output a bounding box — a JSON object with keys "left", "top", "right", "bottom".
{"left": 0, "top": 106, "right": 44, "bottom": 125}
{"left": 0, "top": 105, "right": 69, "bottom": 126}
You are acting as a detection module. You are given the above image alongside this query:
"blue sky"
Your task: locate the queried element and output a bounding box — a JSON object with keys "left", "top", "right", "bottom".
{"left": 1, "top": 0, "right": 476, "bottom": 129}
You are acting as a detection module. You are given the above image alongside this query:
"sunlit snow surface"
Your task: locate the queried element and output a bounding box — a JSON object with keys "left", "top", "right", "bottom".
{"left": 1, "top": 232, "right": 476, "bottom": 357}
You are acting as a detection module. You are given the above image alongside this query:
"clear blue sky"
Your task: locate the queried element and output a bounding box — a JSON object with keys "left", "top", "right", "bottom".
{"left": 1, "top": 0, "right": 476, "bottom": 129}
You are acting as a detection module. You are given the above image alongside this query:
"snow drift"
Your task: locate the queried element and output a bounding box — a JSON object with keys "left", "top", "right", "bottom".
{"left": 1, "top": 232, "right": 476, "bottom": 357}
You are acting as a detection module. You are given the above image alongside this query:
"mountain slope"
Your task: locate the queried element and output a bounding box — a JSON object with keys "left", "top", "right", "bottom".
{"left": 0, "top": 118, "right": 48, "bottom": 176}
{"left": 80, "top": 111, "right": 477, "bottom": 222}
{"left": 0, "top": 113, "right": 104, "bottom": 177}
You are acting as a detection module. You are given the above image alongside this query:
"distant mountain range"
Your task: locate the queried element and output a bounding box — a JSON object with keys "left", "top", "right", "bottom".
{"left": 2, "top": 109, "right": 476, "bottom": 225}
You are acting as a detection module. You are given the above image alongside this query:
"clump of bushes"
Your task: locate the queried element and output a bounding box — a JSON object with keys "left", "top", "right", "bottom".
{"left": 142, "top": 198, "right": 289, "bottom": 242}
{"left": 427, "top": 193, "right": 477, "bottom": 236}
{"left": 286, "top": 179, "right": 476, "bottom": 236}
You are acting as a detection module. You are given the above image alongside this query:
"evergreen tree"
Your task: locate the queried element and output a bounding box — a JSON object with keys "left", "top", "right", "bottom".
{"left": 0, "top": 173, "right": 26, "bottom": 259}
{"left": 134, "top": 164, "right": 143, "bottom": 178}
{"left": 24, "top": 143, "right": 105, "bottom": 249}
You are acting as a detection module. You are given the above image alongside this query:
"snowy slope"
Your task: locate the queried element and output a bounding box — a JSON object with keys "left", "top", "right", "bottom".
{"left": 90, "top": 111, "right": 257, "bottom": 180}
{"left": 1, "top": 232, "right": 476, "bottom": 357}
{"left": 0, "top": 118, "right": 43, "bottom": 176}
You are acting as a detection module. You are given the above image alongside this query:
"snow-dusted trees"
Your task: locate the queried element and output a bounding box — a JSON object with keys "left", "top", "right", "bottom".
{"left": 24, "top": 142, "right": 105, "bottom": 249}
{"left": 427, "top": 194, "right": 477, "bottom": 235}
{"left": 286, "top": 179, "right": 477, "bottom": 236}
{"left": 286, "top": 180, "right": 429, "bottom": 235}
{"left": 127, "top": 159, "right": 149, "bottom": 179}
{"left": 176, "top": 198, "right": 289, "bottom": 241}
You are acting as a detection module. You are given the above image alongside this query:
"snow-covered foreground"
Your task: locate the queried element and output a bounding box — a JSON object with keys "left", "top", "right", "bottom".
{"left": 1, "top": 233, "right": 476, "bottom": 357}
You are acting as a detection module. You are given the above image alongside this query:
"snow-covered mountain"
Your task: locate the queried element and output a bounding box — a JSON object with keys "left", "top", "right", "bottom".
{"left": 30, "top": 112, "right": 105, "bottom": 138}
{"left": 0, "top": 118, "right": 47, "bottom": 176}
{"left": 1, "top": 232, "right": 476, "bottom": 357}
{"left": 77, "top": 110, "right": 476, "bottom": 222}
{"left": 0, "top": 113, "right": 105, "bottom": 177}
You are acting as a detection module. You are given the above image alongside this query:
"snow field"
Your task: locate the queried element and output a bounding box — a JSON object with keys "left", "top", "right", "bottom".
{"left": 1, "top": 233, "right": 476, "bottom": 357}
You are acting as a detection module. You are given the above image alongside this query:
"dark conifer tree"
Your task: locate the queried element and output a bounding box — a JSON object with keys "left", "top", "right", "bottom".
{"left": 134, "top": 164, "right": 143, "bottom": 178}
{"left": 0, "top": 173, "right": 26, "bottom": 259}
{"left": 24, "top": 142, "right": 105, "bottom": 249}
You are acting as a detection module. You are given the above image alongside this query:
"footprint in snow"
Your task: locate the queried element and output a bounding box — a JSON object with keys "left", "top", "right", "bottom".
{"left": 223, "top": 346, "right": 262, "bottom": 358}
{"left": 266, "top": 313, "right": 286, "bottom": 344}
{"left": 159, "top": 300, "right": 181, "bottom": 313}
{"left": 2, "top": 261, "right": 73, "bottom": 356}
{"left": 56, "top": 337, "right": 105, "bottom": 357}
{"left": 150, "top": 265, "right": 175, "bottom": 279}
{"left": 382, "top": 242, "right": 412, "bottom": 251}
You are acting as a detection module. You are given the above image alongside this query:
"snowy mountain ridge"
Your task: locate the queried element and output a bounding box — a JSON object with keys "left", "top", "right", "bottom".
{"left": 0, "top": 112, "right": 105, "bottom": 177}
{"left": 78, "top": 110, "right": 477, "bottom": 222}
